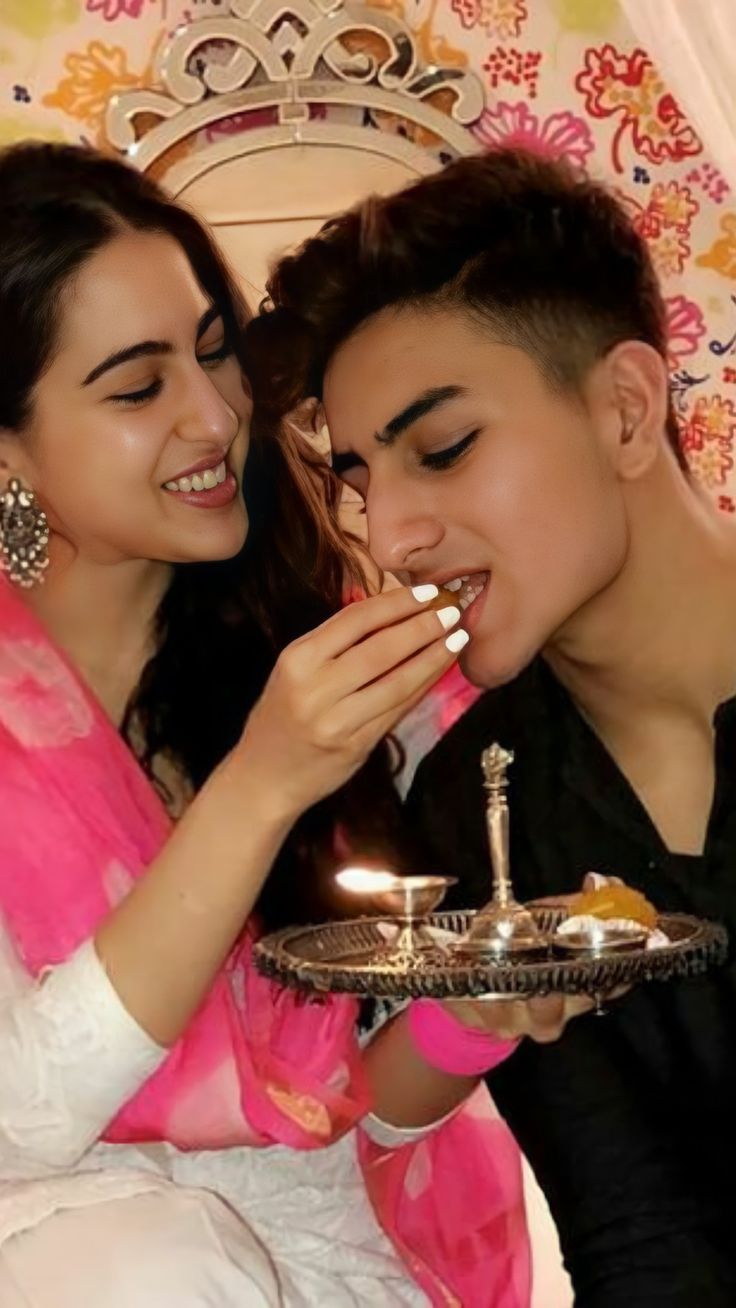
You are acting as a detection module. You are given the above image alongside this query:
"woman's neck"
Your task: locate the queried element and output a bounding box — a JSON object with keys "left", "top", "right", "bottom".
{"left": 545, "top": 461, "right": 736, "bottom": 734}
{"left": 25, "top": 550, "right": 172, "bottom": 724}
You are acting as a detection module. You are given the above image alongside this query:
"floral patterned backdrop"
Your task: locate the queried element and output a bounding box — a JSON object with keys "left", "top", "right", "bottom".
{"left": 2, "top": 0, "right": 736, "bottom": 506}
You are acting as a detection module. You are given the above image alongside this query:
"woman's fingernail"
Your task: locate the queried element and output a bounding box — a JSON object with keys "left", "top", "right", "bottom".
{"left": 411, "top": 583, "right": 439, "bottom": 602}
{"left": 436, "top": 605, "right": 461, "bottom": 630}
{"left": 445, "top": 629, "right": 470, "bottom": 653}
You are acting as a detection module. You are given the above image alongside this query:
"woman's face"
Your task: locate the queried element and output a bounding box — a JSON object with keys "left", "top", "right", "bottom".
{"left": 324, "top": 305, "right": 630, "bottom": 689}
{"left": 6, "top": 229, "right": 251, "bottom": 568}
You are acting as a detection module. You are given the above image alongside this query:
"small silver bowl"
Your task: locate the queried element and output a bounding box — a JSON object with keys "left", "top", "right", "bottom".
{"left": 553, "top": 916, "right": 648, "bottom": 957}
{"left": 369, "top": 875, "right": 455, "bottom": 920}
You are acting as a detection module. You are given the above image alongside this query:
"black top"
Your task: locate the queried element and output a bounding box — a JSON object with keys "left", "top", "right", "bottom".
{"left": 406, "top": 660, "right": 736, "bottom": 1308}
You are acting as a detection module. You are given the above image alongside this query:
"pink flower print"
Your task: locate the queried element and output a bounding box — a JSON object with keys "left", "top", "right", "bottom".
{"left": 0, "top": 639, "right": 94, "bottom": 749}
{"left": 473, "top": 101, "right": 594, "bottom": 167}
{"left": 665, "top": 295, "right": 706, "bottom": 371}
{"left": 686, "top": 163, "right": 730, "bottom": 205}
{"left": 86, "top": 0, "right": 151, "bottom": 18}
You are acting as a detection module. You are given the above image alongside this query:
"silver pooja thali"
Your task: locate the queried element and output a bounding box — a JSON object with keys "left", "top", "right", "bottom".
{"left": 255, "top": 744, "right": 728, "bottom": 1001}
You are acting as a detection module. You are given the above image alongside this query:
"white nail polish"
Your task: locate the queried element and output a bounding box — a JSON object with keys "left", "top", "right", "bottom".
{"left": 445, "top": 629, "right": 470, "bottom": 653}
{"left": 436, "top": 604, "right": 461, "bottom": 630}
{"left": 411, "top": 584, "right": 439, "bottom": 602}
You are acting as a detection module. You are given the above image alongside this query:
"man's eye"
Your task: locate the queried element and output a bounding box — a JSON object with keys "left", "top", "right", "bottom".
{"left": 421, "top": 430, "right": 479, "bottom": 470}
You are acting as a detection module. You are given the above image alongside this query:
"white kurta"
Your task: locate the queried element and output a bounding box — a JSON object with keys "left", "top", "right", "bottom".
{"left": 0, "top": 927, "right": 428, "bottom": 1307}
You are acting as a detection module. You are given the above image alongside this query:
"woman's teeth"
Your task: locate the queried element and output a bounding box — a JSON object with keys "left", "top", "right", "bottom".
{"left": 164, "top": 461, "right": 227, "bottom": 493}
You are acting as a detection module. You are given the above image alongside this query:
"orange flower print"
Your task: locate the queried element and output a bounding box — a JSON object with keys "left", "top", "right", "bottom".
{"left": 620, "top": 182, "right": 698, "bottom": 279}
{"left": 680, "top": 394, "right": 736, "bottom": 490}
{"left": 43, "top": 41, "right": 140, "bottom": 136}
{"left": 654, "top": 231, "right": 692, "bottom": 279}
{"left": 649, "top": 181, "right": 698, "bottom": 232}
{"left": 452, "top": 0, "right": 528, "bottom": 39}
{"left": 575, "top": 45, "right": 701, "bottom": 173}
{"left": 697, "top": 214, "right": 736, "bottom": 281}
{"left": 688, "top": 442, "right": 735, "bottom": 490}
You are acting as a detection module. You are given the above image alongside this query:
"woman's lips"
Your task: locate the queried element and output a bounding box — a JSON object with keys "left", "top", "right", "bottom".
{"left": 163, "top": 470, "right": 238, "bottom": 509}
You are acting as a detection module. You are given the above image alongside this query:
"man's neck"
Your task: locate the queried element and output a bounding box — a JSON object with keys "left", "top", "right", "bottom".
{"left": 25, "top": 547, "right": 172, "bottom": 723}
{"left": 545, "top": 461, "right": 736, "bottom": 734}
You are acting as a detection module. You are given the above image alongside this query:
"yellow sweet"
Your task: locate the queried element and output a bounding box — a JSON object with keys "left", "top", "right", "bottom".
{"left": 429, "top": 585, "right": 459, "bottom": 611}
{"left": 570, "top": 883, "right": 658, "bottom": 930}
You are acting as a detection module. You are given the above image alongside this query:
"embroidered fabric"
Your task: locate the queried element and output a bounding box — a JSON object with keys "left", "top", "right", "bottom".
{"left": 0, "top": 929, "right": 427, "bottom": 1306}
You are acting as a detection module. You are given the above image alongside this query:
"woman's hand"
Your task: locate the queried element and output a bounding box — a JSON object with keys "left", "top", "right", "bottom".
{"left": 234, "top": 585, "right": 466, "bottom": 823}
{"left": 97, "top": 585, "right": 469, "bottom": 1051}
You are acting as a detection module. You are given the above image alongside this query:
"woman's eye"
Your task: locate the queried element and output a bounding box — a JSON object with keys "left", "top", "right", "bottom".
{"left": 109, "top": 380, "right": 163, "bottom": 407}
{"left": 198, "top": 342, "right": 232, "bottom": 368}
{"left": 420, "top": 429, "right": 480, "bottom": 471}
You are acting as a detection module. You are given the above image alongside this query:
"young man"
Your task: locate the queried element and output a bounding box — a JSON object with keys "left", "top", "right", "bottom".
{"left": 250, "top": 150, "right": 736, "bottom": 1307}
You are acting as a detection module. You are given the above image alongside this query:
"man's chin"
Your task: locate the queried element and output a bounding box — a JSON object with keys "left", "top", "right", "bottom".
{"left": 459, "top": 635, "right": 533, "bottom": 691}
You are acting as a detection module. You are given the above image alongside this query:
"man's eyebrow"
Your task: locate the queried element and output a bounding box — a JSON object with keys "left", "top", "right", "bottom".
{"left": 376, "top": 385, "right": 467, "bottom": 446}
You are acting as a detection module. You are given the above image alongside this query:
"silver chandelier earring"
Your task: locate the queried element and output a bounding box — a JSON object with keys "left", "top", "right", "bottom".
{"left": 0, "top": 477, "right": 50, "bottom": 588}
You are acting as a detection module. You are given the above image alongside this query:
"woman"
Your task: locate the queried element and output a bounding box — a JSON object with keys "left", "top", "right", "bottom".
{"left": 0, "top": 142, "right": 529, "bottom": 1308}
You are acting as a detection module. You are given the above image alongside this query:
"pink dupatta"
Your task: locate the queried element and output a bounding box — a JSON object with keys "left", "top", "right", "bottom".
{"left": 0, "top": 574, "right": 530, "bottom": 1306}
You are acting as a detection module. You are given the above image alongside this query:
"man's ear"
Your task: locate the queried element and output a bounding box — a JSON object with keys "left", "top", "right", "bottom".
{"left": 589, "top": 340, "right": 670, "bottom": 481}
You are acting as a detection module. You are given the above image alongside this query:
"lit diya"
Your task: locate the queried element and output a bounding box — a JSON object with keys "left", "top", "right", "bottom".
{"left": 335, "top": 867, "right": 456, "bottom": 965}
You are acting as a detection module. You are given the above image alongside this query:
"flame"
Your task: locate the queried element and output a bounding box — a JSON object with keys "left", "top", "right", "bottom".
{"left": 335, "top": 867, "right": 399, "bottom": 894}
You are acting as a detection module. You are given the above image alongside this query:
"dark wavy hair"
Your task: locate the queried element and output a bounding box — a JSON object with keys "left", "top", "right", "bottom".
{"left": 245, "top": 147, "right": 685, "bottom": 469}
{"left": 0, "top": 140, "right": 407, "bottom": 928}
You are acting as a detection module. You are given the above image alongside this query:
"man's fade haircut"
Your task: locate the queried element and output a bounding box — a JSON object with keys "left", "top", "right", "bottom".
{"left": 246, "top": 147, "right": 684, "bottom": 469}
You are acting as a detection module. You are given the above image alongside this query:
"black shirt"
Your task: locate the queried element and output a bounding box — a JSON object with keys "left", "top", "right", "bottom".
{"left": 407, "top": 659, "right": 736, "bottom": 1308}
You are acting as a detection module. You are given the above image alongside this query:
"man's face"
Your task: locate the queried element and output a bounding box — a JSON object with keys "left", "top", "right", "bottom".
{"left": 325, "top": 305, "right": 630, "bottom": 687}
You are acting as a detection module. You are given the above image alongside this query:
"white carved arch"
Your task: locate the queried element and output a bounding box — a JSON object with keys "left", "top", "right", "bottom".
{"left": 105, "top": 0, "right": 485, "bottom": 299}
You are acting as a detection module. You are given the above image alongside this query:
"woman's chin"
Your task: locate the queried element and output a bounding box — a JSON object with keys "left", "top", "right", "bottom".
{"left": 167, "top": 521, "right": 249, "bottom": 566}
